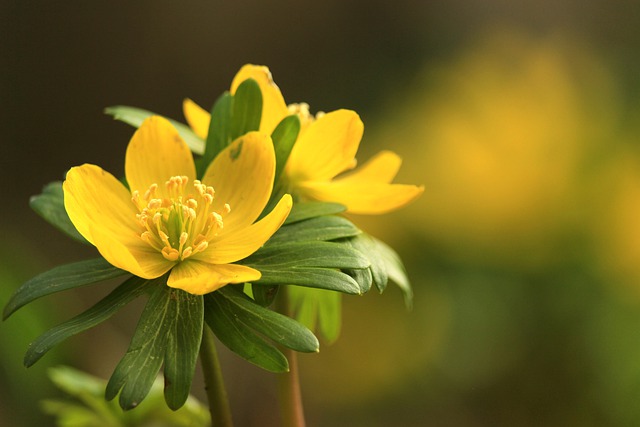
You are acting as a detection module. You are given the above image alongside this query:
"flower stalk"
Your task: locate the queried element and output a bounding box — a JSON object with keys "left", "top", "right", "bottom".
{"left": 199, "top": 326, "right": 234, "bottom": 427}
{"left": 277, "top": 288, "right": 306, "bottom": 427}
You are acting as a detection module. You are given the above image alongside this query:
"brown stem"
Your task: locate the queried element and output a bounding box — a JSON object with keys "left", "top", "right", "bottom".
{"left": 277, "top": 288, "right": 306, "bottom": 427}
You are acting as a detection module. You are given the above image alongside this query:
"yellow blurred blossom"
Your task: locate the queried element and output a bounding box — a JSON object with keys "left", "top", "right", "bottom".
{"left": 590, "top": 143, "right": 640, "bottom": 294}
{"left": 373, "top": 33, "right": 618, "bottom": 266}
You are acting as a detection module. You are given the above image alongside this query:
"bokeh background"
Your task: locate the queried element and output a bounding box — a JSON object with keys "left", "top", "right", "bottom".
{"left": 4, "top": 1, "right": 640, "bottom": 426}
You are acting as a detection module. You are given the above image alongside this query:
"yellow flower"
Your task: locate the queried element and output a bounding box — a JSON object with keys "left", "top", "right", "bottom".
{"left": 183, "top": 65, "right": 423, "bottom": 214}
{"left": 63, "top": 116, "right": 292, "bottom": 295}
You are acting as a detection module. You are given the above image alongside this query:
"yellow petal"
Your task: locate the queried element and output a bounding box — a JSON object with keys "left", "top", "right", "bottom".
{"left": 299, "top": 181, "right": 424, "bottom": 215}
{"left": 198, "top": 194, "right": 292, "bottom": 264}
{"left": 168, "top": 261, "right": 261, "bottom": 295}
{"left": 89, "top": 225, "right": 174, "bottom": 279}
{"left": 63, "top": 164, "right": 173, "bottom": 278}
{"left": 201, "top": 131, "right": 276, "bottom": 234}
{"left": 336, "top": 150, "right": 402, "bottom": 184}
{"left": 183, "top": 98, "right": 210, "bottom": 139}
{"left": 285, "top": 109, "right": 363, "bottom": 182}
{"left": 64, "top": 164, "right": 139, "bottom": 246}
{"left": 231, "top": 64, "right": 289, "bottom": 135}
{"left": 125, "top": 116, "right": 196, "bottom": 197}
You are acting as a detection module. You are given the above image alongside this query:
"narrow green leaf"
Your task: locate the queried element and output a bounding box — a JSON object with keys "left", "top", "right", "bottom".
{"left": 251, "top": 283, "right": 279, "bottom": 307}
{"left": 104, "top": 106, "right": 205, "bottom": 155}
{"left": 288, "top": 287, "right": 342, "bottom": 343}
{"left": 45, "top": 366, "right": 210, "bottom": 426}
{"left": 47, "top": 366, "right": 119, "bottom": 426}
{"left": 255, "top": 267, "right": 361, "bottom": 294}
{"left": 373, "top": 237, "right": 414, "bottom": 309}
{"left": 163, "top": 290, "right": 203, "bottom": 410}
{"left": 229, "top": 78, "right": 262, "bottom": 140}
{"left": 284, "top": 202, "right": 346, "bottom": 224}
{"left": 288, "top": 287, "right": 317, "bottom": 332}
{"left": 198, "top": 92, "right": 233, "bottom": 177}
{"left": 355, "top": 234, "right": 389, "bottom": 292}
{"left": 4, "top": 258, "right": 128, "bottom": 320}
{"left": 24, "top": 277, "right": 155, "bottom": 367}
{"left": 340, "top": 233, "right": 390, "bottom": 294}
{"left": 106, "top": 281, "right": 174, "bottom": 410}
{"left": 271, "top": 115, "right": 300, "bottom": 184}
{"left": 245, "top": 240, "right": 368, "bottom": 294}
{"left": 46, "top": 366, "right": 120, "bottom": 424}
{"left": 343, "top": 266, "right": 373, "bottom": 295}
{"left": 269, "top": 215, "right": 361, "bottom": 245}
{"left": 246, "top": 241, "right": 370, "bottom": 270}
{"left": 40, "top": 400, "right": 107, "bottom": 426}
{"left": 218, "top": 287, "right": 319, "bottom": 353}
{"left": 29, "top": 181, "right": 88, "bottom": 244}
{"left": 204, "top": 292, "right": 288, "bottom": 373}
{"left": 48, "top": 366, "right": 107, "bottom": 400}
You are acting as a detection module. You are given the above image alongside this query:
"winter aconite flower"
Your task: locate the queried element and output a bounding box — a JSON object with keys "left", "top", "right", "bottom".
{"left": 63, "top": 116, "right": 292, "bottom": 295}
{"left": 183, "top": 64, "right": 423, "bottom": 214}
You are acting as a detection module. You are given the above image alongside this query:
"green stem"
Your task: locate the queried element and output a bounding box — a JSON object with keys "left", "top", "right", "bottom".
{"left": 199, "top": 326, "right": 234, "bottom": 427}
{"left": 277, "top": 289, "right": 306, "bottom": 427}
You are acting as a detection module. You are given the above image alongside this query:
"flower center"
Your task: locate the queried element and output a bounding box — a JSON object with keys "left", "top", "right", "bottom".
{"left": 131, "top": 176, "right": 230, "bottom": 262}
{"left": 288, "top": 102, "right": 324, "bottom": 131}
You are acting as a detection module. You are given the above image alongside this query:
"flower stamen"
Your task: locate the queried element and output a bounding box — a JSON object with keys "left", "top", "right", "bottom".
{"left": 134, "top": 176, "right": 229, "bottom": 262}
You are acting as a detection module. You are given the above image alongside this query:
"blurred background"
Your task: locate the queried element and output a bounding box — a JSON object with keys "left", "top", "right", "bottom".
{"left": 4, "top": 0, "right": 640, "bottom": 426}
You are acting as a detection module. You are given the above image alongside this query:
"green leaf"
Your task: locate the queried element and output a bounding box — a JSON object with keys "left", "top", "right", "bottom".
{"left": 284, "top": 201, "right": 346, "bottom": 224}
{"left": 44, "top": 366, "right": 211, "bottom": 426}
{"left": 288, "top": 287, "right": 342, "bottom": 343}
{"left": 256, "top": 267, "right": 362, "bottom": 294}
{"left": 163, "top": 290, "right": 204, "bottom": 410}
{"left": 3, "top": 258, "right": 129, "bottom": 320}
{"left": 269, "top": 215, "right": 361, "bottom": 245}
{"left": 251, "top": 283, "right": 279, "bottom": 307}
{"left": 230, "top": 78, "right": 262, "bottom": 140}
{"left": 106, "top": 280, "right": 175, "bottom": 410}
{"left": 341, "top": 233, "right": 390, "bottom": 294}
{"left": 373, "top": 237, "right": 414, "bottom": 309}
{"left": 247, "top": 241, "right": 370, "bottom": 270}
{"left": 40, "top": 400, "right": 108, "bottom": 427}
{"left": 218, "top": 286, "right": 318, "bottom": 353}
{"left": 29, "top": 181, "right": 88, "bottom": 244}
{"left": 45, "top": 366, "right": 122, "bottom": 425}
{"left": 198, "top": 92, "right": 233, "bottom": 177}
{"left": 104, "top": 105, "right": 205, "bottom": 155}
{"left": 244, "top": 241, "right": 370, "bottom": 294}
{"left": 24, "top": 276, "right": 155, "bottom": 368}
{"left": 204, "top": 292, "right": 288, "bottom": 373}
{"left": 271, "top": 115, "right": 300, "bottom": 184}
{"left": 343, "top": 266, "right": 373, "bottom": 295}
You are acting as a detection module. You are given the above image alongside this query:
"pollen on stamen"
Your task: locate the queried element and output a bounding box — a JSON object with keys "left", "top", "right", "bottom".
{"left": 162, "top": 247, "right": 180, "bottom": 261}
{"left": 134, "top": 175, "right": 230, "bottom": 262}
{"left": 181, "top": 205, "right": 196, "bottom": 220}
{"left": 181, "top": 247, "right": 193, "bottom": 259}
{"left": 195, "top": 241, "right": 208, "bottom": 252}
{"left": 153, "top": 212, "right": 163, "bottom": 224}
{"left": 212, "top": 212, "right": 224, "bottom": 229}
{"left": 148, "top": 199, "right": 162, "bottom": 210}
{"left": 141, "top": 231, "right": 153, "bottom": 243}
{"left": 158, "top": 230, "right": 171, "bottom": 247}
{"left": 144, "top": 183, "right": 158, "bottom": 201}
